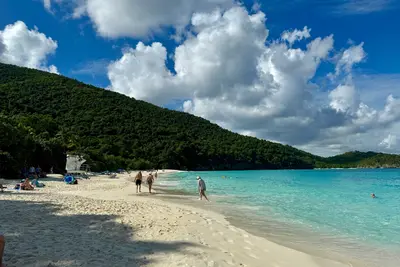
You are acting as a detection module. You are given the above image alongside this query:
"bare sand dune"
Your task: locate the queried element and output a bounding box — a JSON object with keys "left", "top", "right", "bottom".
{"left": 0, "top": 173, "right": 348, "bottom": 267}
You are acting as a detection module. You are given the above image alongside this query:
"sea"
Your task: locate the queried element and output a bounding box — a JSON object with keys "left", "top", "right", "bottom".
{"left": 158, "top": 169, "right": 400, "bottom": 267}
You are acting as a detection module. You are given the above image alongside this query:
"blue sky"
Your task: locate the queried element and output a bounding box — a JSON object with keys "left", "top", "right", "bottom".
{"left": 1, "top": 0, "right": 400, "bottom": 155}
{"left": 2, "top": 0, "right": 399, "bottom": 87}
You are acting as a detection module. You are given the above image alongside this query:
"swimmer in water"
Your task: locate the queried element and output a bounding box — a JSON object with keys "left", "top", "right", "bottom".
{"left": 371, "top": 193, "right": 376, "bottom": 198}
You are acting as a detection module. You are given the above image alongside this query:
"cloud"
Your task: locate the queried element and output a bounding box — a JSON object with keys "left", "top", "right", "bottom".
{"left": 108, "top": 42, "right": 177, "bottom": 103}
{"left": 335, "top": 42, "right": 366, "bottom": 76}
{"left": 43, "top": 0, "right": 52, "bottom": 11}
{"left": 107, "top": 6, "right": 400, "bottom": 156}
{"left": 281, "top": 26, "right": 311, "bottom": 45}
{"left": 329, "top": 84, "right": 359, "bottom": 113}
{"left": 354, "top": 73, "right": 400, "bottom": 109}
{"left": 0, "top": 21, "right": 58, "bottom": 73}
{"left": 380, "top": 133, "right": 397, "bottom": 149}
{"left": 71, "top": 59, "right": 109, "bottom": 76}
{"left": 48, "top": 0, "right": 234, "bottom": 38}
{"left": 334, "top": 0, "right": 395, "bottom": 15}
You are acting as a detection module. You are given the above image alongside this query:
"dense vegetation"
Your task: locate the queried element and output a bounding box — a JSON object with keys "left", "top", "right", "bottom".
{"left": 0, "top": 63, "right": 399, "bottom": 177}
{"left": 0, "top": 114, "right": 65, "bottom": 177}
{"left": 317, "top": 151, "right": 400, "bottom": 169}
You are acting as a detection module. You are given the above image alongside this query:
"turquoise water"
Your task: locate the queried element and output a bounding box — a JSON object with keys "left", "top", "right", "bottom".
{"left": 160, "top": 169, "right": 400, "bottom": 266}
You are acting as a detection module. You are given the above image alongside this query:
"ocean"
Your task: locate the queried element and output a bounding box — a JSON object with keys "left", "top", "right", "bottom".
{"left": 158, "top": 169, "right": 400, "bottom": 267}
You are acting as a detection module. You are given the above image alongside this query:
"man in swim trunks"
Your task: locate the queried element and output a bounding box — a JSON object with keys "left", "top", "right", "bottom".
{"left": 134, "top": 171, "right": 142, "bottom": 193}
{"left": 147, "top": 173, "right": 154, "bottom": 194}
{"left": 197, "top": 176, "right": 209, "bottom": 201}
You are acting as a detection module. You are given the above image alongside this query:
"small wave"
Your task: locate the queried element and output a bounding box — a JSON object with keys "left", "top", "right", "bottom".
{"left": 158, "top": 181, "right": 180, "bottom": 187}
{"left": 223, "top": 204, "right": 262, "bottom": 211}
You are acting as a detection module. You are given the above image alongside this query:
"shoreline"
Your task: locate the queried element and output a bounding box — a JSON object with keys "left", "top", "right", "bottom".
{"left": 154, "top": 171, "right": 399, "bottom": 267}
{"left": 152, "top": 174, "right": 356, "bottom": 266}
{"left": 1, "top": 172, "right": 350, "bottom": 267}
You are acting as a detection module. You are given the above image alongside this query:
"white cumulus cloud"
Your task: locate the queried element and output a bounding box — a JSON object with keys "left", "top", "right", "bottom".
{"left": 281, "top": 26, "right": 311, "bottom": 45}
{"left": 335, "top": 42, "right": 366, "bottom": 76}
{"left": 47, "top": 0, "right": 234, "bottom": 38}
{"left": 0, "top": 21, "right": 58, "bottom": 73}
{"left": 107, "top": 5, "right": 400, "bottom": 156}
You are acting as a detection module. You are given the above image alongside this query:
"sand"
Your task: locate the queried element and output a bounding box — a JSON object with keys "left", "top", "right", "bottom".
{"left": 0, "top": 172, "right": 349, "bottom": 267}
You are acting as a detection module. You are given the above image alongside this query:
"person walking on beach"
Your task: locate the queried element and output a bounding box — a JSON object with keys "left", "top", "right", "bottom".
{"left": 134, "top": 171, "right": 143, "bottom": 193}
{"left": 197, "top": 176, "right": 209, "bottom": 201}
{"left": 147, "top": 173, "right": 154, "bottom": 194}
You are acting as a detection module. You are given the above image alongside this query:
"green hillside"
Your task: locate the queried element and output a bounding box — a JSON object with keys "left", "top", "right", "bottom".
{"left": 319, "top": 151, "right": 400, "bottom": 168}
{"left": 0, "top": 63, "right": 399, "bottom": 177}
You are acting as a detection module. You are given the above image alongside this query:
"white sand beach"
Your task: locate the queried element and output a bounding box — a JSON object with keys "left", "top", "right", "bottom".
{"left": 0, "top": 172, "right": 349, "bottom": 267}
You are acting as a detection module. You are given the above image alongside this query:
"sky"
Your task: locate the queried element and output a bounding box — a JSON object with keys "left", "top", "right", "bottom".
{"left": 1, "top": 0, "right": 400, "bottom": 156}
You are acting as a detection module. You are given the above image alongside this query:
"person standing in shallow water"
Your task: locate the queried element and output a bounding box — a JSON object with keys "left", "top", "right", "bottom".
{"left": 134, "top": 171, "right": 142, "bottom": 193}
{"left": 197, "top": 176, "right": 209, "bottom": 201}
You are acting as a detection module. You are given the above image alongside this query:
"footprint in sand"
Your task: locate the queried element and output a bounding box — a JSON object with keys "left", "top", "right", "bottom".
{"left": 243, "top": 234, "right": 249, "bottom": 238}
{"left": 218, "top": 232, "right": 224, "bottom": 236}
{"left": 207, "top": 260, "right": 215, "bottom": 267}
{"left": 244, "top": 246, "right": 251, "bottom": 251}
{"left": 190, "top": 220, "right": 197, "bottom": 223}
{"left": 227, "top": 239, "right": 234, "bottom": 244}
{"left": 264, "top": 248, "right": 270, "bottom": 253}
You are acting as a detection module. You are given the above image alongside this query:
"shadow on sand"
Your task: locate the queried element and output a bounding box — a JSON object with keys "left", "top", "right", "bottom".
{"left": 0, "top": 199, "right": 197, "bottom": 267}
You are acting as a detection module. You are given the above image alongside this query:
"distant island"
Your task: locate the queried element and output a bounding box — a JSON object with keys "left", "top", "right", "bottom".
{"left": 1, "top": 63, "right": 399, "bottom": 177}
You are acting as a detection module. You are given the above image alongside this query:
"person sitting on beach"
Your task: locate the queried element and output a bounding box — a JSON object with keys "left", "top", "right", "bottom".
{"left": 16, "top": 178, "right": 34, "bottom": 190}
{"left": 134, "top": 171, "right": 143, "bottom": 193}
{"left": 0, "top": 233, "right": 5, "bottom": 267}
{"left": 196, "top": 176, "right": 209, "bottom": 201}
{"left": 147, "top": 173, "right": 154, "bottom": 194}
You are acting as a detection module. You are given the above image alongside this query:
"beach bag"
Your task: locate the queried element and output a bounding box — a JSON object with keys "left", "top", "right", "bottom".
{"left": 64, "top": 175, "right": 77, "bottom": 185}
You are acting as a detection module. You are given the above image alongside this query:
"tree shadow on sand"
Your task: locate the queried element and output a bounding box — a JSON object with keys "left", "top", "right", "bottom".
{"left": 0, "top": 199, "right": 198, "bottom": 267}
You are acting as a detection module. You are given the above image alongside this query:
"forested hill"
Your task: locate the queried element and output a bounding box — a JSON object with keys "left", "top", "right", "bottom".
{"left": 0, "top": 63, "right": 399, "bottom": 176}
{"left": 319, "top": 151, "right": 400, "bottom": 169}
{"left": 0, "top": 63, "right": 318, "bottom": 174}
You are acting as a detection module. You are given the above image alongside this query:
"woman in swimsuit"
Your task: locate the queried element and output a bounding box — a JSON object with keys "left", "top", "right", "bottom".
{"left": 147, "top": 173, "right": 154, "bottom": 194}
{"left": 134, "top": 171, "right": 142, "bottom": 193}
